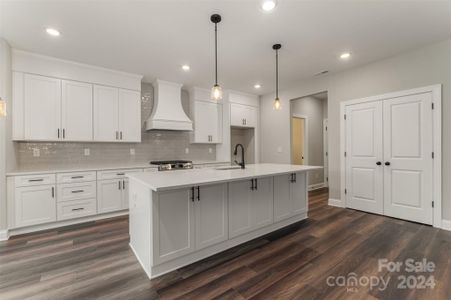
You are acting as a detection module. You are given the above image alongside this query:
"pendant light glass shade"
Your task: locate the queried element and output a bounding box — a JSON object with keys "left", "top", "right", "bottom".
{"left": 211, "top": 84, "right": 223, "bottom": 101}
{"left": 273, "top": 97, "right": 281, "bottom": 110}
{"left": 210, "top": 14, "right": 223, "bottom": 101}
{"left": 0, "top": 97, "right": 6, "bottom": 117}
{"left": 273, "top": 44, "right": 282, "bottom": 110}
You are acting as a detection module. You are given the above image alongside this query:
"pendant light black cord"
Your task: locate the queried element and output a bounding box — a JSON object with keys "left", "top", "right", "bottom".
{"left": 215, "top": 22, "right": 218, "bottom": 85}
{"left": 276, "top": 48, "right": 278, "bottom": 99}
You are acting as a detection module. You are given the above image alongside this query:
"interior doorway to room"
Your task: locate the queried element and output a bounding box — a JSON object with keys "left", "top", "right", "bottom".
{"left": 291, "top": 116, "right": 306, "bottom": 165}
{"left": 291, "top": 92, "right": 328, "bottom": 190}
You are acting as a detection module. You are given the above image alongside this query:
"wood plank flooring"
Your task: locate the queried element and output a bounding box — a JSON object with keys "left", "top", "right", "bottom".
{"left": 1, "top": 188, "right": 450, "bottom": 299}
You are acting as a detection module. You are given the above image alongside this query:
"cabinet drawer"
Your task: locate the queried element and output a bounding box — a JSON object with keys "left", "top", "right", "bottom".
{"left": 57, "top": 171, "right": 96, "bottom": 183}
{"left": 15, "top": 174, "right": 56, "bottom": 187}
{"left": 57, "top": 181, "right": 97, "bottom": 202}
{"left": 97, "top": 168, "right": 143, "bottom": 180}
{"left": 57, "top": 199, "right": 97, "bottom": 221}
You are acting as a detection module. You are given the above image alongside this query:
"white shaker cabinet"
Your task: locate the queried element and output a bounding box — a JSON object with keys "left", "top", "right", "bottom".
{"left": 230, "top": 103, "right": 257, "bottom": 128}
{"left": 23, "top": 74, "right": 61, "bottom": 141}
{"left": 97, "top": 179, "right": 123, "bottom": 213}
{"left": 15, "top": 185, "right": 57, "bottom": 227}
{"left": 61, "top": 80, "right": 93, "bottom": 141}
{"left": 153, "top": 188, "right": 195, "bottom": 264}
{"left": 274, "top": 172, "right": 307, "bottom": 222}
{"left": 228, "top": 177, "right": 273, "bottom": 238}
{"left": 93, "top": 85, "right": 119, "bottom": 141}
{"left": 94, "top": 86, "right": 141, "bottom": 142}
{"left": 195, "top": 184, "right": 228, "bottom": 249}
{"left": 190, "top": 100, "right": 222, "bottom": 144}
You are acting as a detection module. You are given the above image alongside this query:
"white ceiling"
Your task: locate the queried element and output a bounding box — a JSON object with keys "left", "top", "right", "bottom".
{"left": 1, "top": 0, "right": 450, "bottom": 95}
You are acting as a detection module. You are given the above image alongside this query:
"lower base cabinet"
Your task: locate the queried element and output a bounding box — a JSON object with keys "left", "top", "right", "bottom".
{"left": 97, "top": 179, "right": 124, "bottom": 213}
{"left": 274, "top": 172, "right": 307, "bottom": 222}
{"left": 228, "top": 177, "right": 274, "bottom": 239}
{"left": 57, "top": 199, "right": 97, "bottom": 220}
{"left": 153, "top": 183, "right": 228, "bottom": 264}
{"left": 15, "top": 185, "right": 57, "bottom": 227}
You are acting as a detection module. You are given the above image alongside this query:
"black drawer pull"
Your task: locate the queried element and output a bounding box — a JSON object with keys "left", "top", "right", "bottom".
{"left": 71, "top": 190, "right": 84, "bottom": 194}
{"left": 29, "top": 179, "right": 44, "bottom": 182}
{"left": 116, "top": 173, "right": 125, "bottom": 176}
{"left": 71, "top": 208, "right": 85, "bottom": 211}
{"left": 71, "top": 176, "right": 84, "bottom": 179}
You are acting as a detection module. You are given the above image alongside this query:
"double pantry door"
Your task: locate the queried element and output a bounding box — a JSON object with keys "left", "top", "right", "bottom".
{"left": 345, "top": 92, "right": 433, "bottom": 225}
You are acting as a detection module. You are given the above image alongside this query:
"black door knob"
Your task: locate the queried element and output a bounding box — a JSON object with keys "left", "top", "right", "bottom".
{"left": 376, "top": 161, "right": 382, "bottom": 166}
{"left": 385, "top": 162, "right": 391, "bottom": 166}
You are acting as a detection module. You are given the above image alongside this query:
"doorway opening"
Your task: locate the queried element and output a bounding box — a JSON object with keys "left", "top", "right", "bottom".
{"left": 290, "top": 91, "right": 328, "bottom": 190}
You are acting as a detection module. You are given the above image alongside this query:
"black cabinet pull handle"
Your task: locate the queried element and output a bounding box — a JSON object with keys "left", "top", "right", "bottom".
{"left": 118, "top": 181, "right": 121, "bottom": 190}
{"left": 71, "top": 190, "right": 84, "bottom": 194}
{"left": 29, "top": 178, "right": 44, "bottom": 182}
{"left": 385, "top": 162, "right": 391, "bottom": 166}
{"left": 250, "top": 179, "right": 254, "bottom": 190}
{"left": 197, "top": 186, "right": 200, "bottom": 201}
{"left": 72, "top": 208, "right": 84, "bottom": 211}
{"left": 116, "top": 173, "right": 125, "bottom": 176}
{"left": 57, "top": 128, "right": 60, "bottom": 138}
{"left": 376, "top": 161, "right": 382, "bottom": 166}
{"left": 290, "top": 173, "right": 294, "bottom": 183}
{"left": 63, "top": 128, "right": 65, "bottom": 139}
{"left": 255, "top": 179, "right": 258, "bottom": 190}
{"left": 71, "top": 176, "right": 84, "bottom": 179}
{"left": 122, "top": 180, "right": 125, "bottom": 190}
{"left": 52, "top": 187, "right": 55, "bottom": 198}
{"left": 191, "top": 187, "right": 195, "bottom": 202}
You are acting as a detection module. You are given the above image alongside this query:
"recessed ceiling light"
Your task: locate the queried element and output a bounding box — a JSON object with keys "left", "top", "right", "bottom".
{"left": 254, "top": 84, "right": 261, "bottom": 89}
{"left": 45, "top": 28, "right": 60, "bottom": 37}
{"left": 182, "top": 65, "right": 190, "bottom": 71}
{"left": 261, "top": 0, "right": 277, "bottom": 11}
{"left": 340, "top": 52, "right": 351, "bottom": 59}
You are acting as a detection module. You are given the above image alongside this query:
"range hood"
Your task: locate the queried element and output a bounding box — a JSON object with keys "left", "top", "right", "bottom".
{"left": 146, "top": 79, "right": 193, "bottom": 131}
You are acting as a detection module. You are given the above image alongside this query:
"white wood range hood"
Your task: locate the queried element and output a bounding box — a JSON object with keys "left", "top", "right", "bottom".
{"left": 146, "top": 79, "right": 193, "bottom": 131}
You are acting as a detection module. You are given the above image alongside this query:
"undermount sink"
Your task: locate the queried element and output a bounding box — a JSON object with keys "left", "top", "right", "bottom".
{"left": 215, "top": 166, "right": 243, "bottom": 170}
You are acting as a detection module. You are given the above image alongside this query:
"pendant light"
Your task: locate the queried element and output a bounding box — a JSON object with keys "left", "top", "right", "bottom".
{"left": 273, "top": 44, "right": 282, "bottom": 110}
{"left": 0, "top": 97, "right": 6, "bottom": 117}
{"left": 210, "top": 14, "right": 223, "bottom": 101}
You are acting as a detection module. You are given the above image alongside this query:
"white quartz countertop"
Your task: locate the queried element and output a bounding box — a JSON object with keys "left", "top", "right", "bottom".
{"left": 6, "top": 160, "right": 230, "bottom": 176}
{"left": 127, "top": 163, "right": 322, "bottom": 192}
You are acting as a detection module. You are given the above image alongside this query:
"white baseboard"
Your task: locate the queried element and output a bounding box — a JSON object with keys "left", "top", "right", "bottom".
{"left": 328, "top": 198, "right": 345, "bottom": 208}
{"left": 0, "top": 230, "right": 9, "bottom": 241}
{"left": 308, "top": 182, "right": 325, "bottom": 191}
{"left": 441, "top": 219, "right": 451, "bottom": 231}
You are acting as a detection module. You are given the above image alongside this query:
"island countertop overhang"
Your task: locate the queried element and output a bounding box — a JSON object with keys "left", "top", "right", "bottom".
{"left": 127, "top": 163, "right": 322, "bottom": 192}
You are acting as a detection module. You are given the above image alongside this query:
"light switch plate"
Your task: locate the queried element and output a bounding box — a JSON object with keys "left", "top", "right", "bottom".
{"left": 208, "top": 148, "right": 213, "bottom": 154}
{"left": 130, "top": 148, "right": 136, "bottom": 155}
{"left": 185, "top": 148, "right": 189, "bottom": 154}
{"left": 277, "top": 146, "right": 283, "bottom": 153}
{"left": 84, "top": 148, "right": 90, "bottom": 156}
{"left": 32, "top": 148, "right": 40, "bottom": 157}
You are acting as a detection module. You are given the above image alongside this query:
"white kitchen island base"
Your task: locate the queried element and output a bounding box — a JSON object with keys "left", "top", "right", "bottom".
{"left": 127, "top": 164, "right": 320, "bottom": 279}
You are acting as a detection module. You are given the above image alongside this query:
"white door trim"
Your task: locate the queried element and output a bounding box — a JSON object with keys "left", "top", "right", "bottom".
{"left": 340, "top": 85, "right": 442, "bottom": 228}
{"left": 291, "top": 114, "right": 308, "bottom": 165}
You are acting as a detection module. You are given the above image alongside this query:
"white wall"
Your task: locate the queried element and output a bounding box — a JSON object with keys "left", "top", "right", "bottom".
{"left": 0, "top": 38, "right": 14, "bottom": 231}
{"left": 260, "top": 39, "right": 451, "bottom": 220}
{"left": 291, "top": 96, "right": 325, "bottom": 185}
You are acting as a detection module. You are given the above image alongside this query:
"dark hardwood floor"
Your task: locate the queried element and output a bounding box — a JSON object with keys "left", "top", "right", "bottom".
{"left": 1, "top": 188, "right": 450, "bottom": 300}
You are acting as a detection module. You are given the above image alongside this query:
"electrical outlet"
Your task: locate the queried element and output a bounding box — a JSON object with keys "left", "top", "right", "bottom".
{"left": 185, "top": 148, "right": 189, "bottom": 154}
{"left": 130, "top": 148, "right": 135, "bottom": 155}
{"left": 32, "top": 148, "right": 40, "bottom": 157}
{"left": 277, "top": 146, "right": 283, "bottom": 153}
{"left": 84, "top": 148, "right": 90, "bottom": 156}
{"left": 208, "top": 147, "right": 213, "bottom": 154}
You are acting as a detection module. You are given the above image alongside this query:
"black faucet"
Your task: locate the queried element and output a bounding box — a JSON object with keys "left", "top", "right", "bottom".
{"left": 233, "top": 144, "right": 245, "bottom": 169}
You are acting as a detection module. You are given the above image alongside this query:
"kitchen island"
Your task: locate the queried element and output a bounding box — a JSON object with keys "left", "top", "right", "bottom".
{"left": 127, "top": 163, "right": 321, "bottom": 279}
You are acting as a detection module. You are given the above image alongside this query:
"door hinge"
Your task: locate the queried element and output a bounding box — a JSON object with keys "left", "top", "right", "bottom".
{"left": 326, "top": 151, "right": 328, "bottom": 156}
{"left": 344, "top": 151, "right": 347, "bottom": 157}
{"left": 326, "top": 177, "right": 329, "bottom": 182}
{"left": 432, "top": 201, "right": 434, "bottom": 208}
{"left": 432, "top": 152, "right": 435, "bottom": 159}
{"left": 432, "top": 103, "right": 434, "bottom": 110}
{"left": 326, "top": 126, "right": 328, "bottom": 131}
{"left": 345, "top": 188, "right": 347, "bottom": 195}
{"left": 344, "top": 114, "right": 347, "bottom": 120}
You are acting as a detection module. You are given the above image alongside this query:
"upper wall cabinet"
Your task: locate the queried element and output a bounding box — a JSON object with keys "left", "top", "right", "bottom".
{"left": 62, "top": 80, "right": 93, "bottom": 141}
{"left": 93, "top": 86, "right": 141, "bottom": 142}
{"left": 230, "top": 103, "right": 257, "bottom": 128}
{"left": 23, "top": 74, "right": 62, "bottom": 141}
{"left": 12, "top": 50, "right": 143, "bottom": 143}
{"left": 189, "top": 87, "right": 222, "bottom": 144}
